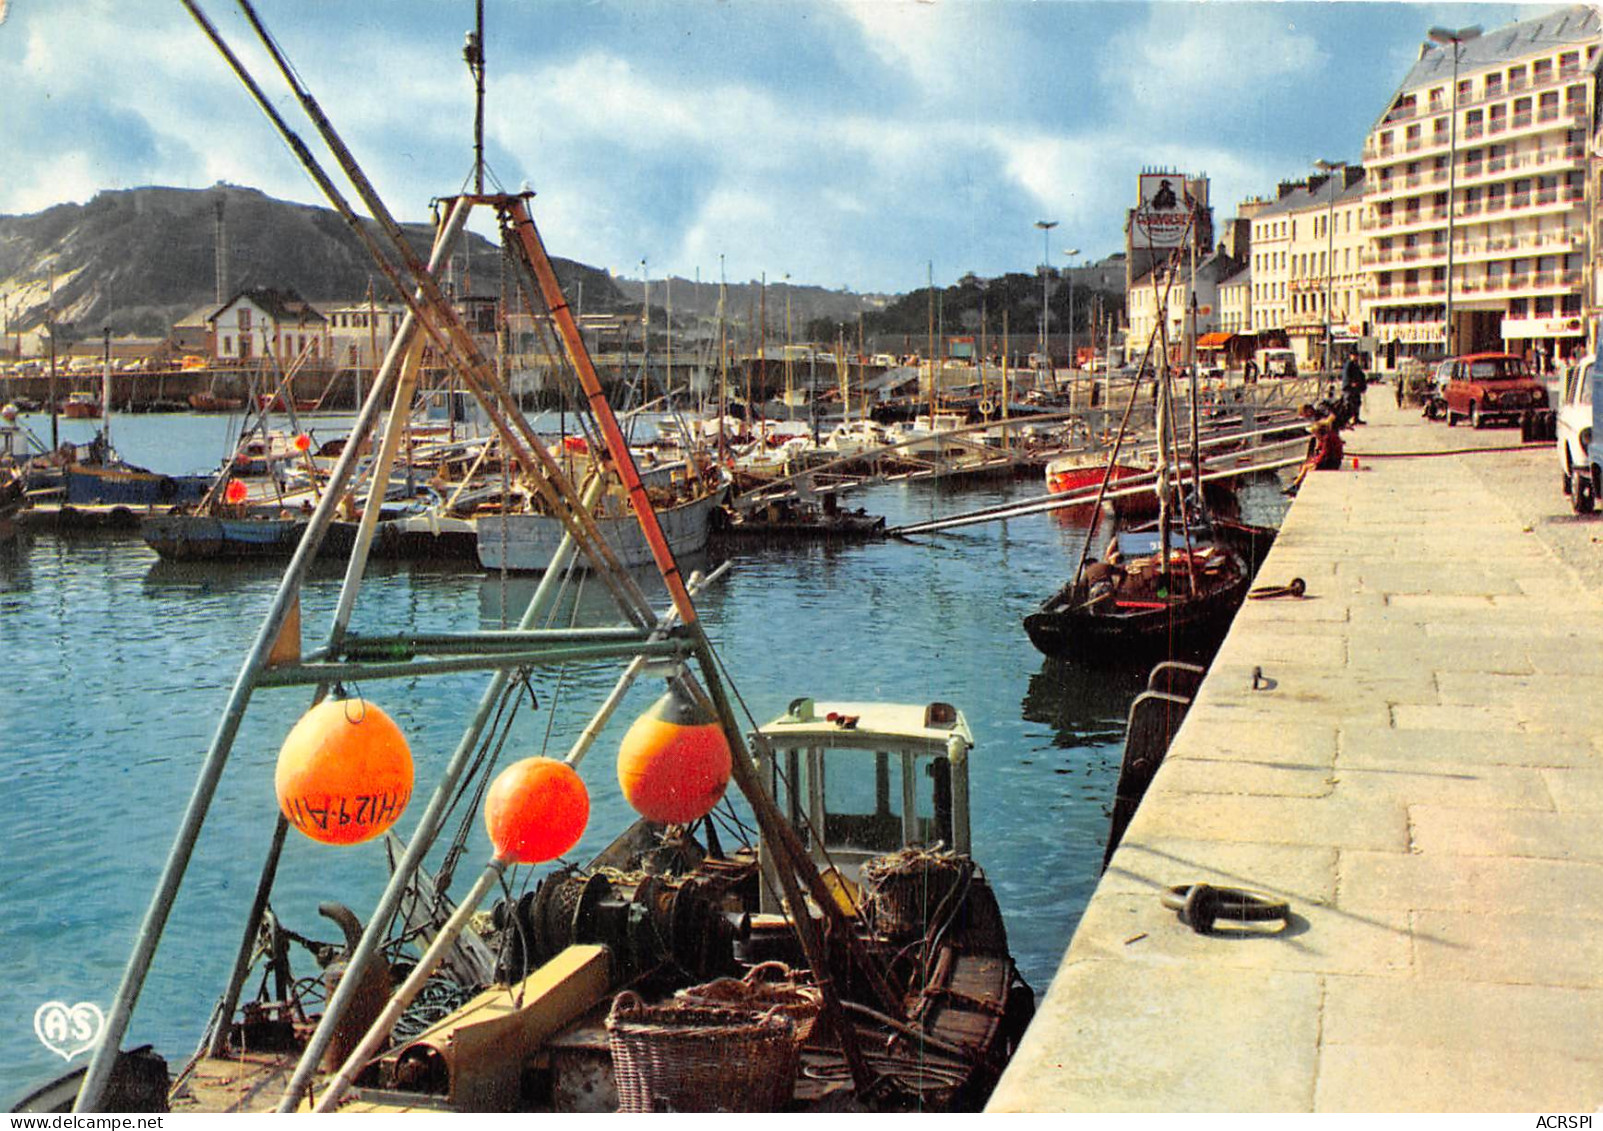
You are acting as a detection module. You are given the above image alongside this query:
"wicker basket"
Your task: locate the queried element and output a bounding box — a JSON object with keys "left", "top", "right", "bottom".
{"left": 605, "top": 990, "right": 799, "bottom": 1112}
{"left": 674, "top": 962, "right": 822, "bottom": 1043}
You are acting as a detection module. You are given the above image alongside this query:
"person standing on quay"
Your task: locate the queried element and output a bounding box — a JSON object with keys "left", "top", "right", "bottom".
{"left": 1342, "top": 350, "right": 1368, "bottom": 426}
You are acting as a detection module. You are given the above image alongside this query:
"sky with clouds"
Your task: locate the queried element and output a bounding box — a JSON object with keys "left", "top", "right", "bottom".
{"left": 0, "top": 0, "right": 1537, "bottom": 293}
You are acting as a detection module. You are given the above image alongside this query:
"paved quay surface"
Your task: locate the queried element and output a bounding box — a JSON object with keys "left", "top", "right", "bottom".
{"left": 989, "top": 388, "right": 1603, "bottom": 1112}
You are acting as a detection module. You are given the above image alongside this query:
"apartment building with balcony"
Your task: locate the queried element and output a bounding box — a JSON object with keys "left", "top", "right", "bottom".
{"left": 1362, "top": 5, "right": 1600, "bottom": 372}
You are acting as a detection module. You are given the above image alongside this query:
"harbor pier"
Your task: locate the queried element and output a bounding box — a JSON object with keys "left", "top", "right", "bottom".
{"left": 990, "top": 391, "right": 1603, "bottom": 1111}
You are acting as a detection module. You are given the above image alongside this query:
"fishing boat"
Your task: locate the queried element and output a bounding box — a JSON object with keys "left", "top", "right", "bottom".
{"left": 188, "top": 392, "right": 244, "bottom": 412}
{"left": 61, "top": 392, "right": 102, "bottom": 419}
{"left": 1022, "top": 210, "right": 1278, "bottom": 663}
{"left": 26, "top": 7, "right": 1030, "bottom": 1114}
{"left": 1044, "top": 449, "right": 1143, "bottom": 496}
{"left": 477, "top": 480, "right": 726, "bottom": 571}
{"left": 1021, "top": 514, "right": 1267, "bottom": 661}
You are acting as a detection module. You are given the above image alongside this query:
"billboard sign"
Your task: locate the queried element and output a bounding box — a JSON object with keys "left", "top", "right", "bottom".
{"left": 1134, "top": 173, "right": 1192, "bottom": 249}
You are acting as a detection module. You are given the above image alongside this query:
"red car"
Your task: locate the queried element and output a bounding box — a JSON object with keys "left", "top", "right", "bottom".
{"left": 1444, "top": 352, "right": 1549, "bottom": 428}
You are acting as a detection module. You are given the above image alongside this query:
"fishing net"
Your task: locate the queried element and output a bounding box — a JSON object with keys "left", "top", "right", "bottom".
{"left": 674, "top": 961, "right": 821, "bottom": 1043}
{"left": 859, "top": 845, "right": 974, "bottom": 940}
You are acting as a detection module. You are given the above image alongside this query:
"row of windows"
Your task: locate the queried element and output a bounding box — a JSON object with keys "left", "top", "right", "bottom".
{"left": 1378, "top": 251, "right": 1582, "bottom": 281}
{"left": 1383, "top": 84, "right": 1589, "bottom": 151}
{"left": 1374, "top": 170, "right": 1584, "bottom": 218}
{"left": 1252, "top": 247, "right": 1359, "bottom": 278}
{"left": 329, "top": 312, "right": 402, "bottom": 331}
{"left": 1387, "top": 45, "right": 1595, "bottom": 122}
{"left": 220, "top": 334, "right": 322, "bottom": 358}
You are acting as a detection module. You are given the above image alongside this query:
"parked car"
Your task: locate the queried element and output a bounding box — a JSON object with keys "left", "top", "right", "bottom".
{"left": 1443, "top": 352, "right": 1549, "bottom": 428}
{"left": 1416, "top": 358, "right": 1454, "bottom": 418}
{"left": 1253, "top": 348, "right": 1298, "bottom": 378}
{"left": 1558, "top": 353, "right": 1595, "bottom": 508}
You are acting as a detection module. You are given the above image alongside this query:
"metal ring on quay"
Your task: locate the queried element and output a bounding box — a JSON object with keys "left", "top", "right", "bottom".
{"left": 1248, "top": 578, "right": 1305, "bottom": 600}
{"left": 1161, "top": 883, "right": 1291, "bottom": 935}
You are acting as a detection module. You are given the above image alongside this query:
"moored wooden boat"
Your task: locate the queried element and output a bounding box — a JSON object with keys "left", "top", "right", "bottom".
{"left": 476, "top": 483, "right": 727, "bottom": 572}
{"left": 1022, "top": 516, "right": 1271, "bottom": 661}
{"left": 61, "top": 392, "right": 102, "bottom": 419}
{"left": 188, "top": 392, "right": 244, "bottom": 412}
{"left": 715, "top": 494, "right": 886, "bottom": 542}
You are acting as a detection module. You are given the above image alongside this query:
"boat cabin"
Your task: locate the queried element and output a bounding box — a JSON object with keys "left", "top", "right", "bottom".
{"left": 753, "top": 698, "right": 972, "bottom": 913}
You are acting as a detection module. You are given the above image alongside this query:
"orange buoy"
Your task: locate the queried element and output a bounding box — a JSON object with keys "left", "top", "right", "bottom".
{"left": 224, "top": 479, "right": 249, "bottom": 504}
{"left": 616, "top": 686, "right": 732, "bottom": 825}
{"left": 484, "top": 757, "right": 589, "bottom": 863}
{"left": 294, "top": 432, "right": 312, "bottom": 453}
{"left": 275, "top": 697, "right": 413, "bottom": 846}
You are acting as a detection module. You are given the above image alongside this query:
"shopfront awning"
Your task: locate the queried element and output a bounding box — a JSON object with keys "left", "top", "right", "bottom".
{"left": 1196, "top": 332, "right": 1235, "bottom": 348}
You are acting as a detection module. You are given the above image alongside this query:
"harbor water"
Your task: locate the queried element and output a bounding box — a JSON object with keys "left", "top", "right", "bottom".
{"left": 0, "top": 411, "right": 1282, "bottom": 1101}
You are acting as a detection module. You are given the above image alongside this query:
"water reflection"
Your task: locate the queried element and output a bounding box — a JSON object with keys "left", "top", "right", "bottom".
{"left": 474, "top": 549, "right": 724, "bottom": 628}
{"left": 1021, "top": 658, "right": 1147, "bottom": 748}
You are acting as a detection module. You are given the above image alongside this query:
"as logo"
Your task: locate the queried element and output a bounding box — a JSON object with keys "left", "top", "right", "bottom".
{"left": 34, "top": 1001, "right": 105, "bottom": 1061}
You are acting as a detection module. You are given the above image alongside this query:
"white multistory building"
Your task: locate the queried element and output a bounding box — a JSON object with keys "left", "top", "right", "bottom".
{"left": 1361, "top": 5, "right": 1601, "bottom": 371}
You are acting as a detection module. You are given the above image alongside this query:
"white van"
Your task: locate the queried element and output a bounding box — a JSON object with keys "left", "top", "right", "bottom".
{"left": 1558, "top": 354, "right": 1594, "bottom": 507}
{"left": 1253, "top": 348, "right": 1297, "bottom": 378}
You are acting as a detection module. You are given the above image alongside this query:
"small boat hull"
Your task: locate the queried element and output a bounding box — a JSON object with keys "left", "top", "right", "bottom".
{"left": 1045, "top": 459, "right": 1142, "bottom": 496}
{"left": 1023, "top": 571, "right": 1250, "bottom": 661}
{"left": 189, "top": 393, "right": 244, "bottom": 412}
{"left": 142, "top": 514, "right": 370, "bottom": 561}
{"left": 476, "top": 489, "right": 725, "bottom": 572}
{"left": 1023, "top": 521, "right": 1274, "bottom": 662}
{"left": 374, "top": 512, "right": 480, "bottom": 561}
{"left": 66, "top": 465, "right": 211, "bottom": 507}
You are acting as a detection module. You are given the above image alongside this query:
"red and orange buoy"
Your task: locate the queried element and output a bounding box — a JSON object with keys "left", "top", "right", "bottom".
{"left": 275, "top": 697, "right": 413, "bottom": 846}
{"left": 484, "top": 757, "right": 590, "bottom": 863}
{"left": 616, "top": 684, "right": 732, "bottom": 825}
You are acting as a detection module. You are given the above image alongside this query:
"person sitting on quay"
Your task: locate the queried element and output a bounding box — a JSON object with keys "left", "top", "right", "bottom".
{"left": 1286, "top": 414, "right": 1345, "bottom": 495}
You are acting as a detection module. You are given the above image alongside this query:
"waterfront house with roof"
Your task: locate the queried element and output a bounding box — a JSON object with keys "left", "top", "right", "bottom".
{"left": 208, "top": 287, "right": 329, "bottom": 369}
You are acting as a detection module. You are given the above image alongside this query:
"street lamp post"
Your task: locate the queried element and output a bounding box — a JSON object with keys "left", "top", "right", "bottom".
{"left": 1035, "top": 220, "right": 1057, "bottom": 380}
{"left": 1429, "top": 24, "right": 1483, "bottom": 358}
{"left": 1313, "top": 160, "right": 1346, "bottom": 372}
{"left": 1062, "top": 248, "right": 1080, "bottom": 376}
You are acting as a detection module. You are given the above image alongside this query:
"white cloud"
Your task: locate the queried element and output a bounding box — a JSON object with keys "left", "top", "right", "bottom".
{"left": 1099, "top": 5, "right": 1329, "bottom": 117}
{"left": 3, "top": 152, "right": 106, "bottom": 216}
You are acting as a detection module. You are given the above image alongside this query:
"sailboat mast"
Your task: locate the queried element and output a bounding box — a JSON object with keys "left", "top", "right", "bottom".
{"left": 783, "top": 280, "right": 793, "bottom": 420}
{"left": 1155, "top": 357, "right": 1172, "bottom": 592}
{"left": 467, "top": 0, "right": 485, "bottom": 195}
{"left": 926, "top": 261, "right": 936, "bottom": 423}
{"left": 101, "top": 326, "right": 113, "bottom": 448}
{"left": 1188, "top": 226, "right": 1203, "bottom": 497}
